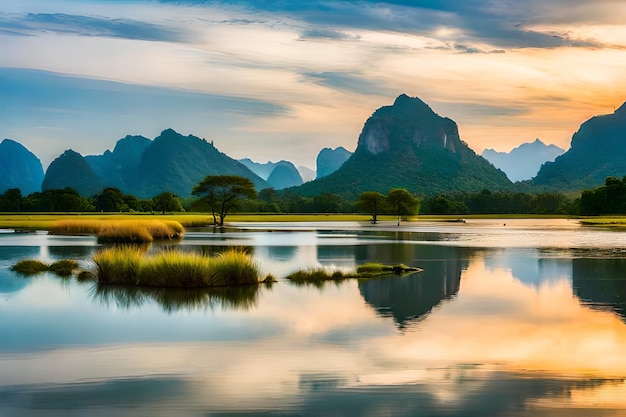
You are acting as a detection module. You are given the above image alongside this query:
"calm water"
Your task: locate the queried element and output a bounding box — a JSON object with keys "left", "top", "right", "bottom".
{"left": 2, "top": 219, "right": 626, "bottom": 416}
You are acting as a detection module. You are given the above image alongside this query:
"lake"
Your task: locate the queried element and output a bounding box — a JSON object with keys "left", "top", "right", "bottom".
{"left": 2, "top": 219, "right": 626, "bottom": 416}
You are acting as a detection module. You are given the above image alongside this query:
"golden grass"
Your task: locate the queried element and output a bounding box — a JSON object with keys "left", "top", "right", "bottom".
{"left": 48, "top": 219, "right": 184, "bottom": 243}
{"left": 0, "top": 214, "right": 215, "bottom": 231}
{"left": 93, "top": 247, "right": 261, "bottom": 288}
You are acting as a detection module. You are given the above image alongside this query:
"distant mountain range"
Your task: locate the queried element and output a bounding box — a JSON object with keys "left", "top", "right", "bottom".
{"left": 43, "top": 129, "right": 268, "bottom": 198}
{"left": 3, "top": 95, "right": 626, "bottom": 199}
{"left": 238, "top": 159, "right": 303, "bottom": 190}
{"left": 482, "top": 139, "right": 564, "bottom": 182}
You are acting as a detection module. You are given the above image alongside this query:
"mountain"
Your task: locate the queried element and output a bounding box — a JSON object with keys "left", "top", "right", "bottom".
{"left": 266, "top": 162, "right": 303, "bottom": 190}
{"left": 532, "top": 103, "right": 626, "bottom": 190}
{"left": 0, "top": 139, "right": 44, "bottom": 195}
{"left": 42, "top": 149, "right": 106, "bottom": 196}
{"left": 85, "top": 135, "right": 152, "bottom": 191}
{"left": 133, "top": 129, "right": 267, "bottom": 198}
{"left": 238, "top": 158, "right": 280, "bottom": 180}
{"left": 482, "top": 139, "right": 564, "bottom": 182}
{"left": 294, "top": 94, "right": 512, "bottom": 198}
{"left": 297, "top": 165, "right": 316, "bottom": 182}
{"left": 43, "top": 129, "right": 268, "bottom": 198}
{"left": 316, "top": 146, "right": 352, "bottom": 179}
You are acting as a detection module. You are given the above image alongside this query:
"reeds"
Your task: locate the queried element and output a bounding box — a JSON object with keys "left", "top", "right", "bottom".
{"left": 49, "top": 219, "right": 184, "bottom": 243}
{"left": 93, "top": 247, "right": 261, "bottom": 288}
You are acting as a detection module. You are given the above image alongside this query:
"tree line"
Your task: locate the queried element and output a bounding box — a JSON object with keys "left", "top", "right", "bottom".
{"left": 1, "top": 174, "right": 623, "bottom": 217}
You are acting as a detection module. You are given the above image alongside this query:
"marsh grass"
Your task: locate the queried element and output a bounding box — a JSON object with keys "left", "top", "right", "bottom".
{"left": 287, "top": 262, "right": 423, "bottom": 283}
{"left": 49, "top": 259, "right": 79, "bottom": 276}
{"left": 49, "top": 219, "right": 184, "bottom": 243}
{"left": 286, "top": 267, "right": 346, "bottom": 282}
{"left": 94, "top": 247, "right": 261, "bottom": 288}
{"left": 11, "top": 259, "right": 49, "bottom": 274}
{"left": 93, "top": 246, "right": 143, "bottom": 285}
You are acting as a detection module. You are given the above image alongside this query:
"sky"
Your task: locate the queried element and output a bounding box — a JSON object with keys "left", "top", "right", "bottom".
{"left": 2, "top": 0, "right": 626, "bottom": 170}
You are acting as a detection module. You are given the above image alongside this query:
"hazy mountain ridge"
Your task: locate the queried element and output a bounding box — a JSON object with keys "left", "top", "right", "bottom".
{"left": 0, "top": 139, "right": 45, "bottom": 195}
{"left": 294, "top": 94, "right": 513, "bottom": 198}
{"left": 482, "top": 139, "right": 564, "bottom": 182}
{"left": 532, "top": 103, "right": 626, "bottom": 190}
{"left": 239, "top": 158, "right": 303, "bottom": 189}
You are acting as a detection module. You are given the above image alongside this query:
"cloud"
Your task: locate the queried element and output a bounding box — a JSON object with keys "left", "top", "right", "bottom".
{"left": 0, "top": 12, "right": 189, "bottom": 42}
{"left": 160, "top": 0, "right": 623, "bottom": 50}
{"left": 0, "top": 68, "right": 290, "bottom": 166}
{"left": 302, "top": 71, "right": 391, "bottom": 96}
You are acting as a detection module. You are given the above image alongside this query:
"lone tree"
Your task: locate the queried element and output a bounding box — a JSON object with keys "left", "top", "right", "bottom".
{"left": 386, "top": 188, "right": 420, "bottom": 226}
{"left": 357, "top": 191, "right": 386, "bottom": 223}
{"left": 152, "top": 192, "right": 184, "bottom": 214}
{"left": 192, "top": 175, "right": 257, "bottom": 227}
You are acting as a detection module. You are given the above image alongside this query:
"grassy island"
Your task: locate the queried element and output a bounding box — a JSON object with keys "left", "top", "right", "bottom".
{"left": 94, "top": 247, "right": 263, "bottom": 288}
{"left": 49, "top": 219, "right": 184, "bottom": 243}
{"left": 12, "top": 259, "right": 79, "bottom": 276}
{"left": 286, "top": 262, "right": 422, "bottom": 283}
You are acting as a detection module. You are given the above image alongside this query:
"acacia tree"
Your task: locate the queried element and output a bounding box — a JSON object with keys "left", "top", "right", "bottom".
{"left": 192, "top": 175, "right": 257, "bottom": 227}
{"left": 357, "top": 191, "right": 386, "bottom": 223}
{"left": 386, "top": 188, "right": 420, "bottom": 226}
{"left": 152, "top": 192, "right": 184, "bottom": 214}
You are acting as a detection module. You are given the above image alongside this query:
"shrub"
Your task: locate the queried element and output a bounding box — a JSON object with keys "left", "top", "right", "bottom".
{"left": 49, "top": 259, "right": 79, "bottom": 276}
{"left": 12, "top": 259, "right": 49, "bottom": 274}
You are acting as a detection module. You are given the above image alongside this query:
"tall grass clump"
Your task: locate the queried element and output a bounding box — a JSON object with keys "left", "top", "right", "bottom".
{"left": 139, "top": 251, "right": 213, "bottom": 287}
{"left": 211, "top": 249, "right": 261, "bottom": 286}
{"left": 93, "top": 246, "right": 144, "bottom": 285}
{"left": 94, "top": 248, "right": 261, "bottom": 288}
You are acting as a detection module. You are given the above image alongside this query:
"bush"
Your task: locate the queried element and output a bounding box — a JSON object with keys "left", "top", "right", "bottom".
{"left": 49, "top": 260, "right": 79, "bottom": 276}
{"left": 11, "top": 260, "right": 49, "bottom": 274}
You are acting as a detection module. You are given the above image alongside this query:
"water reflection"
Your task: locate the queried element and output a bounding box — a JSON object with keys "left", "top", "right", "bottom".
{"left": 4, "top": 223, "right": 626, "bottom": 416}
{"left": 573, "top": 258, "right": 626, "bottom": 320}
{"left": 91, "top": 284, "right": 264, "bottom": 313}
{"left": 359, "top": 266, "right": 461, "bottom": 328}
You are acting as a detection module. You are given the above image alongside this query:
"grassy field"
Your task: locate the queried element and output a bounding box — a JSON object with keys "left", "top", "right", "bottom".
{"left": 0, "top": 213, "right": 215, "bottom": 230}
{"left": 0, "top": 212, "right": 622, "bottom": 231}
{"left": 0, "top": 213, "right": 391, "bottom": 230}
